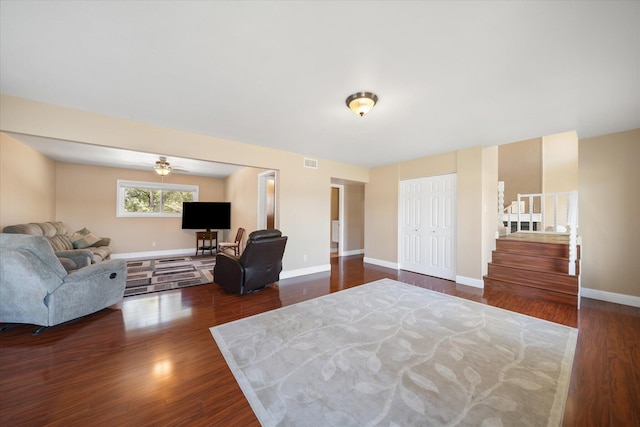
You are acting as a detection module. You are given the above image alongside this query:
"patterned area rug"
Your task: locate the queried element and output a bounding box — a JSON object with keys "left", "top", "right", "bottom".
{"left": 125, "top": 255, "right": 215, "bottom": 296}
{"left": 211, "top": 278, "right": 577, "bottom": 427}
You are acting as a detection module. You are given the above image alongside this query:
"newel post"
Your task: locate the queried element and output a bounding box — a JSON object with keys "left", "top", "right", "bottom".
{"left": 567, "top": 191, "right": 578, "bottom": 276}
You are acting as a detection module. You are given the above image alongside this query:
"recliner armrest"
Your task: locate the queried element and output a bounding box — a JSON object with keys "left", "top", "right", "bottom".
{"left": 214, "top": 253, "right": 245, "bottom": 294}
{"left": 64, "top": 259, "right": 127, "bottom": 283}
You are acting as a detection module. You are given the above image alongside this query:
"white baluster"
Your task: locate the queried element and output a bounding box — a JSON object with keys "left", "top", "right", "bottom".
{"left": 497, "top": 182, "right": 505, "bottom": 237}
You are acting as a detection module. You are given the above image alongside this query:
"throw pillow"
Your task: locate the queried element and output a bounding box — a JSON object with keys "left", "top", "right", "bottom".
{"left": 76, "top": 227, "right": 91, "bottom": 236}
{"left": 69, "top": 231, "right": 101, "bottom": 249}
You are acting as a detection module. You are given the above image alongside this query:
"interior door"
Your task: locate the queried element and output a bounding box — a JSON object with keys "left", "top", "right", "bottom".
{"left": 399, "top": 179, "right": 426, "bottom": 274}
{"left": 399, "top": 174, "right": 456, "bottom": 280}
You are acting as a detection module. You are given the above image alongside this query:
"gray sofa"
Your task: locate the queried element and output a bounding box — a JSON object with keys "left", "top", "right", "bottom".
{"left": 2, "top": 221, "right": 112, "bottom": 271}
{"left": 0, "top": 233, "right": 126, "bottom": 333}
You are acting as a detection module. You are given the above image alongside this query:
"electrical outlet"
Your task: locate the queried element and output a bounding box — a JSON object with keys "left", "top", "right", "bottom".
{"left": 303, "top": 254, "right": 307, "bottom": 262}
{"left": 151, "top": 241, "right": 156, "bottom": 247}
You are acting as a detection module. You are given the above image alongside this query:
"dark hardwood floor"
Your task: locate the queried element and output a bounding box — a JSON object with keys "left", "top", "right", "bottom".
{"left": 1, "top": 255, "right": 638, "bottom": 426}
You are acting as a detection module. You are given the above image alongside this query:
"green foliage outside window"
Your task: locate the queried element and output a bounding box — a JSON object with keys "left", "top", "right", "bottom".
{"left": 119, "top": 181, "right": 197, "bottom": 216}
{"left": 124, "top": 188, "right": 193, "bottom": 213}
{"left": 163, "top": 190, "right": 193, "bottom": 213}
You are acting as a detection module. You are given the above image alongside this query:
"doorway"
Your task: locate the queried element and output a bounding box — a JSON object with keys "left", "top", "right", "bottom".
{"left": 258, "top": 170, "right": 276, "bottom": 230}
{"left": 399, "top": 174, "right": 457, "bottom": 280}
{"left": 330, "top": 184, "right": 344, "bottom": 256}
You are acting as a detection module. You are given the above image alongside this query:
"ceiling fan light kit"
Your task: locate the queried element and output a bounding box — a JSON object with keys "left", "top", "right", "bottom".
{"left": 154, "top": 156, "right": 172, "bottom": 176}
{"left": 345, "top": 91, "right": 378, "bottom": 116}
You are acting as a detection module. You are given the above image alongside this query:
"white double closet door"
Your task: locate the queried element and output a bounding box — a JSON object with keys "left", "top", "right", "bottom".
{"left": 399, "top": 174, "right": 457, "bottom": 281}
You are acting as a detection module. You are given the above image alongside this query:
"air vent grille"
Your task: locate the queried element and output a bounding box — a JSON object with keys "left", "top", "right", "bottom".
{"left": 303, "top": 158, "right": 318, "bottom": 169}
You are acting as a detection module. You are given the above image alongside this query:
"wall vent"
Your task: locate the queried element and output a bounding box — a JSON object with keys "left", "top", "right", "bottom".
{"left": 303, "top": 158, "right": 318, "bottom": 169}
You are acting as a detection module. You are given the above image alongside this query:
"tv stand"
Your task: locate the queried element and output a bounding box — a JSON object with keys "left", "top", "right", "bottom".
{"left": 195, "top": 231, "right": 218, "bottom": 256}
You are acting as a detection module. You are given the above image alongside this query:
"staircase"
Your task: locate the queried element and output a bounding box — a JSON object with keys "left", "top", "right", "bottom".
{"left": 483, "top": 233, "right": 580, "bottom": 308}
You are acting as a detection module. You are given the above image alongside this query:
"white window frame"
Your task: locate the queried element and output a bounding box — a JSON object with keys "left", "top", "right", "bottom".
{"left": 117, "top": 180, "right": 199, "bottom": 217}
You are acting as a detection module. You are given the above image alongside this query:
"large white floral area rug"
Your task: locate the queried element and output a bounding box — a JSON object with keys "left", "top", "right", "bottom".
{"left": 210, "top": 279, "right": 577, "bottom": 426}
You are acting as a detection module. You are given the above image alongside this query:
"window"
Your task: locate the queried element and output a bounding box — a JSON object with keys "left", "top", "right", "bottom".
{"left": 117, "top": 180, "right": 198, "bottom": 217}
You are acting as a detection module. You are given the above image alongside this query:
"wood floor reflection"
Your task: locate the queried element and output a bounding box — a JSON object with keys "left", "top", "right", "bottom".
{"left": 0, "top": 255, "right": 638, "bottom": 426}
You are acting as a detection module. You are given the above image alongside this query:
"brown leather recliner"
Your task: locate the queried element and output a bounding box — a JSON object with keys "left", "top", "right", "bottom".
{"left": 213, "top": 229, "right": 287, "bottom": 294}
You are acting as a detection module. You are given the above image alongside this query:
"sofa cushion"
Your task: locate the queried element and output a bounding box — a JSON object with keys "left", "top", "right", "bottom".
{"left": 69, "top": 232, "right": 101, "bottom": 249}
{"left": 48, "top": 234, "right": 74, "bottom": 251}
{"left": 38, "top": 222, "right": 59, "bottom": 238}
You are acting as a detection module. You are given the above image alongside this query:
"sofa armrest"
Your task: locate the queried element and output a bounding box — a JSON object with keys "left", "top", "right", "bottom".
{"left": 93, "top": 237, "right": 111, "bottom": 247}
{"left": 55, "top": 249, "right": 92, "bottom": 268}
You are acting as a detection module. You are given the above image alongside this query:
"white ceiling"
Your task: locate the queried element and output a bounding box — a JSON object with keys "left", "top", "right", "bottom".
{"left": 1, "top": 1, "right": 639, "bottom": 169}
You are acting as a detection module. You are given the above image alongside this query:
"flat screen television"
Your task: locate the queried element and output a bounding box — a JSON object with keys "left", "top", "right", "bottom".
{"left": 181, "top": 202, "right": 231, "bottom": 231}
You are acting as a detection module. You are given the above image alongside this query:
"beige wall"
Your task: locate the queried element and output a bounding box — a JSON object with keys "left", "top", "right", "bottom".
{"left": 399, "top": 151, "right": 457, "bottom": 181}
{"left": 543, "top": 131, "right": 579, "bottom": 193}
{"left": 364, "top": 164, "right": 399, "bottom": 263}
{"left": 498, "top": 138, "right": 542, "bottom": 211}
{"left": 482, "top": 146, "right": 499, "bottom": 276}
{"left": 0, "top": 95, "right": 369, "bottom": 272}
{"left": 541, "top": 131, "right": 579, "bottom": 229}
{"left": 224, "top": 166, "right": 269, "bottom": 247}
{"left": 55, "top": 162, "right": 224, "bottom": 254}
{"left": 0, "top": 133, "right": 56, "bottom": 227}
{"left": 579, "top": 129, "right": 640, "bottom": 297}
{"left": 456, "top": 147, "right": 486, "bottom": 281}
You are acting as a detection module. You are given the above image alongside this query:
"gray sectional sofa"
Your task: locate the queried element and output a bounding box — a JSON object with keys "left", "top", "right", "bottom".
{"left": 2, "top": 221, "right": 113, "bottom": 271}
{"left": 0, "top": 233, "right": 126, "bottom": 332}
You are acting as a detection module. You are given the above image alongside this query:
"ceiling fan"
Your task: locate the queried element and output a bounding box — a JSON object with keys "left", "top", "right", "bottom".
{"left": 153, "top": 156, "right": 172, "bottom": 176}
{"left": 151, "top": 156, "right": 188, "bottom": 176}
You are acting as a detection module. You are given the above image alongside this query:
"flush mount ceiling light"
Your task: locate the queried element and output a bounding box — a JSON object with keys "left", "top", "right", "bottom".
{"left": 345, "top": 91, "right": 378, "bottom": 116}
{"left": 154, "top": 156, "right": 172, "bottom": 176}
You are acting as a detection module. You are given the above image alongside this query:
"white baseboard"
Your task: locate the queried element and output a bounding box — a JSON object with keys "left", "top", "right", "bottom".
{"left": 581, "top": 287, "right": 640, "bottom": 308}
{"left": 457, "top": 275, "right": 485, "bottom": 289}
{"left": 280, "top": 264, "right": 331, "bottom": 280}
{"left": 112, "top": 248, "right": 194, "bottom": 260}
{"left": 341, "top": 249, "right": 364, "bottom": 256}
{"left": 363, "top": 257, "right": 398, "bottom": 270}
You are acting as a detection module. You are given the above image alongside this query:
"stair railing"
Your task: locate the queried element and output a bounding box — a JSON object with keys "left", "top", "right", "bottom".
{"left": 497, "top": 182, "right": 579, "bottom": 276}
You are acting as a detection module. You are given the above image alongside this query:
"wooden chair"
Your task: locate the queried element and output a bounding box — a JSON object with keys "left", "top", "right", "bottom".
{"left": 217, "top": 227, "right": 245, "bottom": 256}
